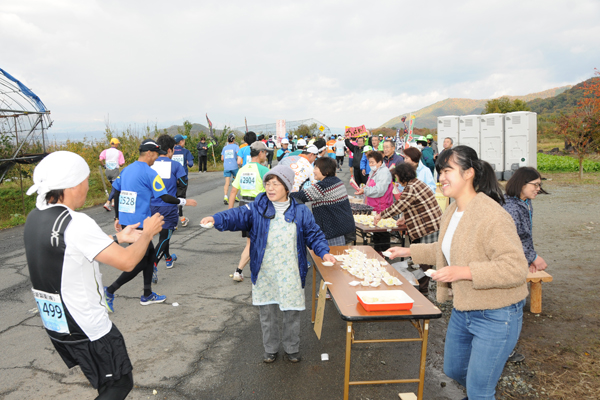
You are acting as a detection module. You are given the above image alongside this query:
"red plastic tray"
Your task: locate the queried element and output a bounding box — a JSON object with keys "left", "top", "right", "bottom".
{"left": 356, "top": 290, "right": 414, "bottom": 312}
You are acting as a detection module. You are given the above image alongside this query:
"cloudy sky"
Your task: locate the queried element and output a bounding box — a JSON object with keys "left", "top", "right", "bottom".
{"left": 1, "top": 0, "right": 599, "bottom": 137}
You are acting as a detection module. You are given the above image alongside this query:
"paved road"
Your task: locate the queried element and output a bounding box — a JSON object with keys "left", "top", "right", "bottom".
{"left": 0, "top": 166, "right": 464, "bottom": 399}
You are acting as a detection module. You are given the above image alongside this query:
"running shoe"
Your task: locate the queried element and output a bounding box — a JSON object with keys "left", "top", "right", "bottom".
{"left": 140, "top": 292, "right": 167, "bottom": 305}
{"left": 181, "top": 217, "right": 189, "bottom": 227}
{"left": 104, "top": 286, "right": 114, "bottom": 313}
{"left": 235, "top": 196, "right": 240, "bottom": 202}
{"left": 223, "top": 195, "right": 229, "bottom": 205}
{"left": 507, "top": 351, "right": 525, "bottom": 363}
{"left": 171, "top": 253, "right": 177, "bottom": 262}
{"left": 152, "top": 263, "right": 158, "bottom": 284}
{"left": 233, "top": 271, "right": 244, "bottom": 282}
{"left": 165, "top": 257, "right": 174, "bottom": 269}
{"left": 103, "top": 203, "right": 111, "bottom": 212}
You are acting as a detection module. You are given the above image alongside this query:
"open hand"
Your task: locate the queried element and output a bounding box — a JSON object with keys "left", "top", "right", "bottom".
{"left": 117, "top": 223, "right": 142, "bottom": 244}
{"left": 186, "top": 199, "right": 198, "bottom": 207}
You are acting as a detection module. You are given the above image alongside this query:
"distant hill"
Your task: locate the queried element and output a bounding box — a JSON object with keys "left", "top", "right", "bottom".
{"left": 527, "top": 77, "right": 599, "bottom": 117}
{"left": 380, "top": 86, "right": 572, "bottom": 129}
{"left": 163, "top": 123, "right": 211, "bottom": 136}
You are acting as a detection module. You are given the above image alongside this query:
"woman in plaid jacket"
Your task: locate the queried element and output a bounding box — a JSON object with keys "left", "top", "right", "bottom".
{"left": 374, "top": 163, "right": 442, "bottom": 294}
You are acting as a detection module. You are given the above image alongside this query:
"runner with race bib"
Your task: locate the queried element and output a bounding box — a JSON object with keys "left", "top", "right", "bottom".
{"left": 99, "top": 138, "right": 125, "bottom": 212}
{"left": 173, "top": 134, "right": 194, "bottom": 227}
{"left": 227, "top": 141, "right": 270, "bottom": 282}
{"left": 221, "top": 134, "right": 240, "bottom": 205}
{"left": 24, "top": 151, "right": 164, "bottom": 399}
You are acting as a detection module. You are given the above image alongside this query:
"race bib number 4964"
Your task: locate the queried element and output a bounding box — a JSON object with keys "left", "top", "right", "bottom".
{"left": 240, "top": 172, "right": 257, "bottom": 190}
{"left": 32, "top": 289, "right": 69, "bottom": 334}
{"left": 119, "top": 190, "right": 137, "bottom": 214}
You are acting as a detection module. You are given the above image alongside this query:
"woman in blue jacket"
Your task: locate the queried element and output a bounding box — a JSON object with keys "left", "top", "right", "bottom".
{"left": 201, "top": 165, "right": 335, "bottom": 364}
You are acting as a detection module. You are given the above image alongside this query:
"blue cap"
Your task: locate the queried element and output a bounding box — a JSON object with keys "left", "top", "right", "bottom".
{"left": 174, "top": 134, "right": 187, "bottom": 142}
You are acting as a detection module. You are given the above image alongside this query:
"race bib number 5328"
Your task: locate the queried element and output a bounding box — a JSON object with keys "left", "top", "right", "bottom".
{"left": 32, "top": 289, "right": 69, "bottom": 334}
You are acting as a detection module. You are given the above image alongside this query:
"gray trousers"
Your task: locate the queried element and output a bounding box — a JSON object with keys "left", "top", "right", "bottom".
{"left": 258, "top": 304, "right": 301, "bottom": 354}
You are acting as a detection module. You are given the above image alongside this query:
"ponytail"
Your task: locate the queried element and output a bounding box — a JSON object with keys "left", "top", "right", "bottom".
{"left": 473, "top": 159, "right": 505, "bottom": 205}
{"left": 436, "top": 145, "right": 505, "bottom": 205}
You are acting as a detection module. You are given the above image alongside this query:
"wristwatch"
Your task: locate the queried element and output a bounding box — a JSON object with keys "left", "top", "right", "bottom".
{"left": 112, "top": 234, "right": 119, "bottom": 244}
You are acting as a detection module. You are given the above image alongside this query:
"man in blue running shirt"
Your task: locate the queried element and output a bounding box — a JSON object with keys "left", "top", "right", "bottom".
{"left": 172, "top": 134, "right": 194, "bottom": 227}
{"left": 221, "top": 134, "right": 240, "bottom": 205}
{"left": 151, "top": 135, "right": 197, "bottom": 282}
{"left": 105, "top": 139, "right": 194, "bottom": 311}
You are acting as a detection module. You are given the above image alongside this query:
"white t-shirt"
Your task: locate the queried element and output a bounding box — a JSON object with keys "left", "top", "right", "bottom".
{"left": 62, "top": 209, "right": 114, "bottom": 340}
{"left": 441, "top": 210, "right": 464, "bottom": 265}
{"left": 334, "top": 141, "right": 347, "bottom": 156}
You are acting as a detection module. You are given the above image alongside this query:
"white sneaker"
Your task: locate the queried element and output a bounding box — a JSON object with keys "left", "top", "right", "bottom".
{"left": 233, "top": 271, "right": 244, "bottom": 282}
{"left": 180, "top": 217, "right": 189, "bottom": 227}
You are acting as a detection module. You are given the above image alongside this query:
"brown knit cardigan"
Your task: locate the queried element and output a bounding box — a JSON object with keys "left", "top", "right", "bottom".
{"left": 411, "top": 193, "right": 529, "bottom": 311}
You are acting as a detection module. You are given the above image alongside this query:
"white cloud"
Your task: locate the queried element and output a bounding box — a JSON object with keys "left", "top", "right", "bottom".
{"left": 1, "top": 0, "right": 599, "bottom": 134}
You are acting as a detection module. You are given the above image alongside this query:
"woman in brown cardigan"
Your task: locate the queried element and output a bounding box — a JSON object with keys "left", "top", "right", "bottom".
{"left": 387, "top": 146, "right": 528, "bottom": 400}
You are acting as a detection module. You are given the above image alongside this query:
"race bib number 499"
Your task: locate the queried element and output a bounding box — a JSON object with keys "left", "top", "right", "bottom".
{"left": 240, "top": 172, "right": 256, "bottom": 190}
{"left": 32, "top": 289, "right": 69, "bottom": 334}
{"left": 119, "top": 190, "right": 137, "bottom": 214}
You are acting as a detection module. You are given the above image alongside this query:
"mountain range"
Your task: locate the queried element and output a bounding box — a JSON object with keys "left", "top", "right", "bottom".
{"left": 379, "top": 86, "right": 572, "bottom": 129}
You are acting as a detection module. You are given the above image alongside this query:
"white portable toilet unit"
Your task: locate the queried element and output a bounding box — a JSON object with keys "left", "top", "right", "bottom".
{"left": 480, "top": 113, "right": 505, "bottom": 180}
{"left": 458, "top": 115, "right": 481, "bottom": 157}
{"left": 437, "top": 116, "right": 459, "bottom": 152}
{"left": 504, "top": 111, "right": 537, "bottom": 180}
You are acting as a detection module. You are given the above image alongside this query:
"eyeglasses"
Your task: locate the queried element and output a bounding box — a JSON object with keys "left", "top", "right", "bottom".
{"left": 265, "top": 181, "right": 283, "bottom": 189}
{"left": 527, "top": 182, "right": 543, "bottom": 189}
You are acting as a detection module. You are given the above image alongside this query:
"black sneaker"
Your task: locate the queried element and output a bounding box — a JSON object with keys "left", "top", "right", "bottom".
{"left": 263, "top": 352, "right": 277, "bottom": 363}
{"left": 286, "top": 352, "right": 301, "bottom": 363}
{"left": 507, "top": 350, "right": 525, "bottom": 363}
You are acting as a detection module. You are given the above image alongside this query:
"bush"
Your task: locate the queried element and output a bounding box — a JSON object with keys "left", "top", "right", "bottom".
{"left": 537, "top": 153, "right": 600, "bottom": 172}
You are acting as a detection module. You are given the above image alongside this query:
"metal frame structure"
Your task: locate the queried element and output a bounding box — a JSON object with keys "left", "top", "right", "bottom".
{"left": 0, "top": 68, "right": 52, "bottom": 184}
{"left": 233, "top": 118, "right": 331, "bottom": 137}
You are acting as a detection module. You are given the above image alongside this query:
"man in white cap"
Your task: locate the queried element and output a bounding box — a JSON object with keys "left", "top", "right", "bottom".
{"left": 24, "top": 151, "right": 164, "bottom": 399}
{"left": 99, "top": 138, "right": 125, "bottom": 211}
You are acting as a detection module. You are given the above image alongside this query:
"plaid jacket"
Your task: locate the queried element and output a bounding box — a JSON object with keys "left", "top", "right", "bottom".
{"left": 380, "top": 178, "right": 442, "bottom": 241}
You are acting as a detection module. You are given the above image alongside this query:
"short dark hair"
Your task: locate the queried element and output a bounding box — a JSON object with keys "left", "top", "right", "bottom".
{"left": 228, "top": 135, "right": 235, "bottom": 143}
{"left": 244, "top": 131, "right": 257, "bottom": 145}
{"left": 366, "top": 150, "right": 383, "bottom": 163}
{"left": 156, "top": 134, "right": 176, "bottom": 152}
{"left": 264, "top": 174, "right": 289, "bottom": 195}
{"left": 445, "top": 137, "right": 454, "bottom": 144}
{"left": 45, "top": 189, "right": 64, "bottom": 205}
{"left": 315, "top": 156, "right": 337, "bottom": 177}
{"left": 392, "top": 163, "right": 417, "bottom": 184}
{"left": 403, "top": 147, "right": 421, "bottom": 164}
{"left": 356, "top": 137, "right": 365, "bottom": 143}
{"left": 505, "top": 167, "right": 547, "bottom": 197}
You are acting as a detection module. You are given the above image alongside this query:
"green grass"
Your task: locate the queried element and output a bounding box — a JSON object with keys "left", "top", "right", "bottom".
{"left": 538, "top": 153, "right": 600, "bottom": 172}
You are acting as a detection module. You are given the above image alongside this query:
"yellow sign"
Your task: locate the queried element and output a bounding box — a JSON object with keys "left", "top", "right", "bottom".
{"left": 314, "top": 279, "right": 328, "bottom": 340}
{"left": 319, "top": 125, "right": 325, "bottom": 132}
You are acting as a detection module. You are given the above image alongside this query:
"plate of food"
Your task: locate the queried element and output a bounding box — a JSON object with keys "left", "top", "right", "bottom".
{"left": 200, "top": 222, "right": 214, "bottom": 229}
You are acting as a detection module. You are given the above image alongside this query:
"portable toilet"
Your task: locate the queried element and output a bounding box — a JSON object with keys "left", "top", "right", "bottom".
{"left": 480, "top": 113, "right": 505, "bottom": 180}
{"left": 504, "top": 111, "right": 537, "bottom": 180}
{"left": 458, "top": 115, "right": 481, "bottom": 157}
{"left": 437, "top": 116, "right": 459, "bottom": 151}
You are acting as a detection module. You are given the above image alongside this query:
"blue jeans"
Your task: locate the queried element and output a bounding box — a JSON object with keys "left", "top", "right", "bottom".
{"left": 444, "top": 300, "right": 525, "bottom": 400}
